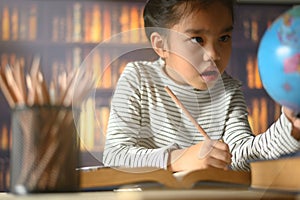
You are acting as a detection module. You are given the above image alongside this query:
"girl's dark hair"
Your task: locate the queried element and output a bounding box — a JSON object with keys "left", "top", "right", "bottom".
{"left": 143, "top": 0, "right": 235, "bottom": 40}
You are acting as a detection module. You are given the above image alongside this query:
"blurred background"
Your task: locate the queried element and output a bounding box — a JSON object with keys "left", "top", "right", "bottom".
{"left": 0, "top": 0, "right": 297, "bottom": 191}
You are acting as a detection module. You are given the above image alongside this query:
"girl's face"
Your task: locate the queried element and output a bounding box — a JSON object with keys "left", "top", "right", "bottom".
{"left": 163, "top": 2, "right": 233, "bottom": 90}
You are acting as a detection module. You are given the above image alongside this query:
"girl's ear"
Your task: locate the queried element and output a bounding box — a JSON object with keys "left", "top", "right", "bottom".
{"left": 150, "top": 32, "right": 169, "bottom": 59}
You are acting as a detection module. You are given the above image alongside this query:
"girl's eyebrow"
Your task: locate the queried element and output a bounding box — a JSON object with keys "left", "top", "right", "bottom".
{"left": 184, "top": 26, "right": 234, "bottom": 35}
{"left": 223, "top": 26, "right": 234, "bottom": 33}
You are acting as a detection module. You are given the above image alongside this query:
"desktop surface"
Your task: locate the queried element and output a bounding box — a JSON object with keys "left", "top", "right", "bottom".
{"left": 0, "top": 189, "right": 299, "bottom": 200}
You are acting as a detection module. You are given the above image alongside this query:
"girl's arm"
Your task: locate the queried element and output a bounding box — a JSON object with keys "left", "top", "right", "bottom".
{"left": 224, "top": 86, "right": 300, "bottom": 171}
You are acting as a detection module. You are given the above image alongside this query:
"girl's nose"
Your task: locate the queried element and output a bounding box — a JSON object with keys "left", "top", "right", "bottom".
{"left": 203, "top": 44, "right": 221, "bottom": 62}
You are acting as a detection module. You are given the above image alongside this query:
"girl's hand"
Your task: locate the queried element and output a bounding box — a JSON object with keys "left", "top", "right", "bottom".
{"left": 283, "top": 107, "right": 300, "bottom": 140}
{"left": 168, "top": 139, "right": 232, "bottom": 172}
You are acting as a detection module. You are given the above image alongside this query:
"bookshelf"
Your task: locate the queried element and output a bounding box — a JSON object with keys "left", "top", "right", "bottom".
{"left": 0, "top": 0, "right": 295, "bottom": 191}
{"left": 229, "top": 3, "right": 292, "bottom": 135}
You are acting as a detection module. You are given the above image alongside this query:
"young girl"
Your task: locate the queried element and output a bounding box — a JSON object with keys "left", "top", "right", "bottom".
{"left": 103, "top": 0, "right": 300, "bottom": 171}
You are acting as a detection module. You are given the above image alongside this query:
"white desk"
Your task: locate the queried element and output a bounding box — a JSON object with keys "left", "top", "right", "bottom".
{"left": 0, "top": 189, "right": 299, "bottom": 200}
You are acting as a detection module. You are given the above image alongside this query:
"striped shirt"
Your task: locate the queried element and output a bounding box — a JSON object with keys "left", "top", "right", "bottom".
{"left": 103, "top": 59, "right": 300, "bottom": 171}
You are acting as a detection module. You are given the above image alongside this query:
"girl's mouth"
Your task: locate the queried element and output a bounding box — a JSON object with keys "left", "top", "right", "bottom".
{"left": 200, "top": 68, "right": 220, "bottom": 83}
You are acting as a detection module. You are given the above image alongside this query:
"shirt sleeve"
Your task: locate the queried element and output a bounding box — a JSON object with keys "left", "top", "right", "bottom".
{"left": 102, "top": 62, "right": 179, "bottom": 169}
{"left": 223, "top": 85, "right": 300, "bottom": 171}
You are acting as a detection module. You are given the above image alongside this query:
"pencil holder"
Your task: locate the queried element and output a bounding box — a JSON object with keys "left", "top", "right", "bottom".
{"left": 10, "top": 106, "right": 80, "bottom": 194}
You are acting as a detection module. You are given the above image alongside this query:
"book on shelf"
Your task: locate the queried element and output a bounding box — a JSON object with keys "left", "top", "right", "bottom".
{"left": 79, "top": 98, "right": 96, "bottom": 151}
{"left": 28, "top": 4, "right": 37, "bottom": 41}
{"left": 10, "top": 6, "right": 18, "bottom": 41}
{"left": 246, "top": 54, "right": 262, "bottom": 90}
{"left": 65, "top": 5, "right": 73, "bottom": 43}
{"left": 19, "top": 4, "right": 28, "bottom": 41}
{"left": 79, "top": 166, "right": 251, "bottom": 190}
{"left": 83, "top": 4, "right": 92, "bottom": 43}
{"left": 129, "top": 5, "right": 140, "bottom": 43}
{"left": 1, "top": 5, "right": 10, "bottom": 41}
{"left": 241, "top": 18, "right": 259, "bottom": 44}
{"left": 248, "top": 97, "right": 269, "bottom": 135}
{"left": 91, "top": 4, "right": 101, "bottom": 43}
{"left": 101, "top": 52, "right": 112, "bottom": 89}
{"left": 103, "top": 4, "right": 111, "bottom": 41}
{"left": 111, "top": 4, "right": 123, "bottom": 38}
{"left": 94, "top": 106, "right": 109, "bottom": 149}
{"left": 79, "top": 98, "right": 109, "bottom": 151}
{"left": 0, "top": 125, "right": 9, "bottom": 151}
{"left": 250, "top": 153, "right": 300, "bottom": 192}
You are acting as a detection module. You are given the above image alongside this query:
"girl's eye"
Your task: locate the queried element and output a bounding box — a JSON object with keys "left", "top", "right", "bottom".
{"left": 191, "top": 37, "right": 204, "bottom": 44}
{"left": 219, "top": 35, "right": 231, "bottom": 42}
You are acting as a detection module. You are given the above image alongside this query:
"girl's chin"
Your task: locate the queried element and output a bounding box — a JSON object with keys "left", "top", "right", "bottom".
{"left": 190, "top": 83, "right": 208, "bottom": 91}
{"left": 191, "top": 80, "right": 217, "bottom": 91}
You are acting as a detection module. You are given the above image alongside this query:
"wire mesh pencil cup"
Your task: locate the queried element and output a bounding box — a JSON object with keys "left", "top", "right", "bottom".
{"left": 10, "top": 105, "right": 80, "bottom": 194}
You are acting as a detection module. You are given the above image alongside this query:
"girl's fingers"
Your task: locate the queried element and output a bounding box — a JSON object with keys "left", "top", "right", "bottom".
{"left": 212, "top": 140, "right": 230, "bottom": 152}
{"left": 198, "top": 139, "right": 232, "bottom": 166}
{"left": 293, "top": 118, "right": 300, "bottom": 129}
{"left": 206, "top": 156, "right": 231, "bottom": 170}
{"left": 210, "top": 147, "right": 232, "bottom": 165}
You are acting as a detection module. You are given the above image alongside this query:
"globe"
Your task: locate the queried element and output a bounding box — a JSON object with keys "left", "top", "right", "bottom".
{"left": 258, "top": 6, "right": 300, "bottom": 113}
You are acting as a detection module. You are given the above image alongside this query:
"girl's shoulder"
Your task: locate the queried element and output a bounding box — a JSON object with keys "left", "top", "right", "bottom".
{"left": 125, "top": 59, "right": 162, "bottom": 70}
{"left": 122, "top": 59, "right": 163, "bottom": 78}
